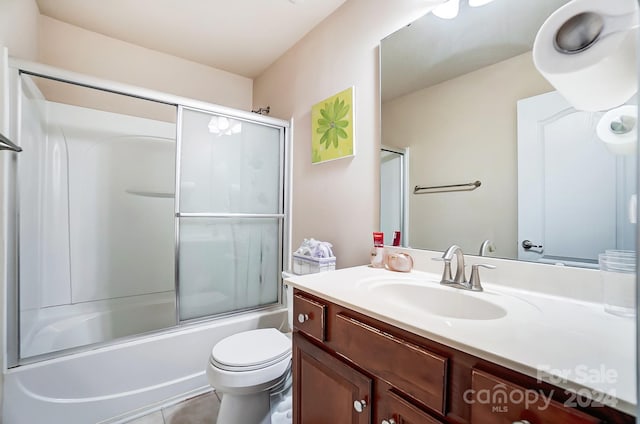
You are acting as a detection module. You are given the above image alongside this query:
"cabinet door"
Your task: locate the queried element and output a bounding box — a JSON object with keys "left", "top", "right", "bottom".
{"left": 470, "top": 369, "right": 602, "bottom": 424}
{"left": 293, "top": 332, "right": 372, "bottom": 424}
{"left": 378, "top": 390, "right": 445, "bottom": 424}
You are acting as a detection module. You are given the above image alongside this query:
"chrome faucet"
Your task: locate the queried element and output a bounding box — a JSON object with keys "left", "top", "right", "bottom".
{"left": 441, "top": 244, "right": 466, "bottom": 285}
{"left": 478, "top": 239, "right": 495, "bottom": 256}
{"left": 433, "top": 244, "right": 495, "bottom": 292}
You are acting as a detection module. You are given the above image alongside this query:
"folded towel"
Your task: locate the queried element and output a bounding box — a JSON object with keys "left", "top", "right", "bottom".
{"left": 294, "top": 238, "right": 334, "bottom": 258}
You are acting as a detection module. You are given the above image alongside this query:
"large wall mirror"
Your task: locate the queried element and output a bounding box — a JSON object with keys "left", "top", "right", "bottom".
{"left": 380, "top": 0, "right": 638, "bottom": 268}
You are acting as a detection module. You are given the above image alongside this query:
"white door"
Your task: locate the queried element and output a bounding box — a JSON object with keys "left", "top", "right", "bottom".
{"left": 517, "top": 91, "right": 623, "bottom": 267}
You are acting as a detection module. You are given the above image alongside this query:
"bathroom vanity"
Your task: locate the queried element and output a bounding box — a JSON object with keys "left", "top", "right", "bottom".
{"left": 286, "top": 263, "right": 635, "bottom": 424}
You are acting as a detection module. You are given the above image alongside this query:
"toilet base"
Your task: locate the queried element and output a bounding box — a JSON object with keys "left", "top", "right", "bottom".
{"left": 216, "top": 391, "right": 271, "bottom": 424}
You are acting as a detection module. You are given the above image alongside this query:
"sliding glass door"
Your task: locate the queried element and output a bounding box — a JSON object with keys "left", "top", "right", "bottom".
{"left": 8, "top": 62, "right": 289, "bottom": 364}
{"left": 17, "top": 73, "right": 177, "bottom": 359}
{"left": 177, "top": 107, "right": 284, "bottom": 321}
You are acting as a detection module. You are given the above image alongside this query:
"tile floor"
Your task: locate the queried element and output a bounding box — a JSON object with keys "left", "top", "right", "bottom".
{"left": 125, "top": 391, "right": 220, "bottom": 424}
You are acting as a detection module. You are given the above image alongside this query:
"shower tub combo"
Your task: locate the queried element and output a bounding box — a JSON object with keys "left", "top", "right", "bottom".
{"left": 0, "top": 59, "right": 291, "bottom": 423}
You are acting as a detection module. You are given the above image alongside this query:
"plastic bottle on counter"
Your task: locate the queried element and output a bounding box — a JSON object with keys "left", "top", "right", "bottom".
{"left": 370, "top": 232, "right": 386, "bottom": 268}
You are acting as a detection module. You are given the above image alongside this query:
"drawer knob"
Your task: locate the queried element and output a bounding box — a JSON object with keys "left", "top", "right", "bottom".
{"left": 297, "top": 313, "right": 309, "bottom": 323}
{"left": 513, "top": 421, "right": 531, "bottom": 424}
{"left": 353, "top": 399, "right": 367, "bottom": 413}
{"left": 381, "top": 419, "right": 396, "bottom": 424}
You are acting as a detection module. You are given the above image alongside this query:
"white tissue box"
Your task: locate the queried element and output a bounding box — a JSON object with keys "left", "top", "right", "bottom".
{"left": 292, "top": 254, "right": 336, "bottom": 275}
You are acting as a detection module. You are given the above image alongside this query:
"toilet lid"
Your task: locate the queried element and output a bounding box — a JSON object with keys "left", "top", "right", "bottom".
{"left": 211, "top": 328, "right": 291, "bottom": 370}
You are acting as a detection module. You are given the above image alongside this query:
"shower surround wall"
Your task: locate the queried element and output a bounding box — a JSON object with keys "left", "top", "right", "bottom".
{"left": 19, "top": 77, "right": 176, "bottom": 358}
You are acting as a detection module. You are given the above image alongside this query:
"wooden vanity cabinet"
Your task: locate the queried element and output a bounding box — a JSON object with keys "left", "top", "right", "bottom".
{"left": 377, "top": 388, "right": 445, "bottom": 424}
{"left": 470, "top": 370, "right": 601, "bottom": 424}
{"left": 293, "top": 332, "right": 372, "bottom": 424}
{"left": 292, "top": 289, "right": 634, "bottom": 424}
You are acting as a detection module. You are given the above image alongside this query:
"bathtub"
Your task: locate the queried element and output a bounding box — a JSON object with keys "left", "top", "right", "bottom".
{"left": 3, "top": 306, "right": 288, "bottom": 424}
{"left": 20, "top": 292, "right": 178, "bottom": 359}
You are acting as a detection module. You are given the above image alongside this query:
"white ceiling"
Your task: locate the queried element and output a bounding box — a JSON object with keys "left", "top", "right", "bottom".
{"left": 35, "top": 0, "right": 348, "bottom": 78}
{"left": 381, "top": 0, "right": 569, "bottom": 102}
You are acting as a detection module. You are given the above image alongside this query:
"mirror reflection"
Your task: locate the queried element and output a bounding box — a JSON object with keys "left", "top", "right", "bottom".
{"left": 380, "top": 0, "right": 637, "bottom": 267}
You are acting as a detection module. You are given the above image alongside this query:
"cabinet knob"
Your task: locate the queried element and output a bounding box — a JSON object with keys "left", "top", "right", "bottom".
{"left": 381, "top": 419, "right": 396, "bottom": 424}
{"left": 297, "top": 313, "right": 309, "bottom": 323}
{"left": 513, "top": 421, "right": 531, "bottom": 424}
{"left": 353, "top": 399, "right": 367, "bottom": 413}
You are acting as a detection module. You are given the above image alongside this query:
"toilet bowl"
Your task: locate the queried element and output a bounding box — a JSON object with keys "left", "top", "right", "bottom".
{"left": 207, "top": 281, "right": 294, "bottom": 424}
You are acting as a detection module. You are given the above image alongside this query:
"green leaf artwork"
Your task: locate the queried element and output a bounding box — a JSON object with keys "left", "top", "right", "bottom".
{"left": 311, "top": 87, "right": 354, "bottom": 163}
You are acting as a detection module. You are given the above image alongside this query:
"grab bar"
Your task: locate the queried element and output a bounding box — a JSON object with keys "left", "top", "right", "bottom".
{"left": 0, "top": 132, "right": 22, "bottom": 153}
{"left": 414, "top": 180, "right": 481, "bottom": 194}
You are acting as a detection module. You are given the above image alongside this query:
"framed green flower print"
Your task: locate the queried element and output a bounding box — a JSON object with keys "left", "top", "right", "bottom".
{"left": 311, "top": 87, "right": 355, "bottom": 164}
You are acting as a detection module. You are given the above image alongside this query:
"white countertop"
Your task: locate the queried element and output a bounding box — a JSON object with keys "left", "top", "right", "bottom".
{"left": 284, "top": 265, "right": 637, "bottom": 416}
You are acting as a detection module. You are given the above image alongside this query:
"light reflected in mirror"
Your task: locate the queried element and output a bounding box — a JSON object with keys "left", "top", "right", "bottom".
{"left": 380, "top": 0, "right": 637, "bottom": 268}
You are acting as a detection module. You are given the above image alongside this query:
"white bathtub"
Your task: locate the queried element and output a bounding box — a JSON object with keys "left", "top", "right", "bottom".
{"left": 20, "top": 292, "right": 178, "bottom": 358}
{"left": 3, "top": 307, "right": 288, "bottom": 424}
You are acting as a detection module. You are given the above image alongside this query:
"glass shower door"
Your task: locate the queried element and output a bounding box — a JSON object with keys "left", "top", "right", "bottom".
{"left": 16, "top": 73, "right": 178, "bottom": 360}
{"left": 177, "top": 107, "right": 284, "bottom": 321}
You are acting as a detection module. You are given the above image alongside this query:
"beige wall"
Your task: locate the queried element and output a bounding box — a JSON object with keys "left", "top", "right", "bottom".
{"left": 0, "top": 0, "right": 39, "bottom": 61}
{"left": 253, "top": 0, "right": 436, "bottom": 268}
{"left": 38, "top": 16, "right": 253, "bottom": 111}
{"left": 382, "top": 52, "right": 553, "bottom": 258}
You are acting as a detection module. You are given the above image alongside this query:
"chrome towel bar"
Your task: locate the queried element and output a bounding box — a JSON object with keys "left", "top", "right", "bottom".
{"left": 0, "top": 132, "right": 22, "bottom": 153}
{"left": 414, "top": 180, "right": 481, "bottom": 194}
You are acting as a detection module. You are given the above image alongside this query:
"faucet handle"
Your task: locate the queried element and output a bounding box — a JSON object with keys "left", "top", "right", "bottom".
{"left": 469, "top": 264, "right": 496, "bottom": 291}
{"left": 432, "top": 257, "right": 452, "bottom": 282}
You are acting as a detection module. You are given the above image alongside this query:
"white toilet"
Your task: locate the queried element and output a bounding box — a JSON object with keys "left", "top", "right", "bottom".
{"left": 206, "top": 285, "right": 293, "bottom": 424}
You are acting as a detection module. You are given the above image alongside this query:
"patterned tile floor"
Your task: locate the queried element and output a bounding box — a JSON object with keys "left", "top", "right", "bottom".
{"left": 125, "top": 391, "right": 221, "bottom": 424}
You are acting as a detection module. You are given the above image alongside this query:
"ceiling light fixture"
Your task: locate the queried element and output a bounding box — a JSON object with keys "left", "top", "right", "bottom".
{"left": 432, "top": 0, "right": 460, "bottom": 19}
{"left": 208, "top": 116, "right": 242, "bottom": 136}
{"left": 432, "top": 0, "right": 496, "bottom": 19}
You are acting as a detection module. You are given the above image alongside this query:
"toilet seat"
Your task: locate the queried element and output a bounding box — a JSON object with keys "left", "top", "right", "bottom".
{"left": 210, "top": 328, "right": 291, "bottom": 371}
{"left": 207, "top": 328, "right": 292, "bottom": 393}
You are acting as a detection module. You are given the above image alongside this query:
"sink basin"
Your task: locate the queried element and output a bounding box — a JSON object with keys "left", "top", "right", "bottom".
{"left": 363, "top": 279, "right": 507, "bottom": 320}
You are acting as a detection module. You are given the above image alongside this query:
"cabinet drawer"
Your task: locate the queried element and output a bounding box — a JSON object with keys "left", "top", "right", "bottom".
{"left": 470, "top": 369, "right": 602, "bottom": 424}
{"left": 379, "top": 390, "right": 445, "bottom": 424}
{"left": 293, "top": 293, "right": 326, "bottom": 342}
{"left": 333, "top": 313, "right": 447, "bottom": 415}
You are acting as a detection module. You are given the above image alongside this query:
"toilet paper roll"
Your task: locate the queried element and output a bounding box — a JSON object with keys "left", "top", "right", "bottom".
{"left": 533, "top": 0, "right": 638, "bottom": 111}
{"left": 596, "top": 104, "right": 637, "bottom": 155}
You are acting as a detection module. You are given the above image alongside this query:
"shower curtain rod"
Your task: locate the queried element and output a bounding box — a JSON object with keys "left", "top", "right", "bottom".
{"left": 0, "top": 131, "right": 22, "bottom": 153}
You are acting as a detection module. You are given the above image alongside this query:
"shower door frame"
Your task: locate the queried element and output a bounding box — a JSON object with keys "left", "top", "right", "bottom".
{"left": 4, "top": 59, "right": 292, "bottom": 368}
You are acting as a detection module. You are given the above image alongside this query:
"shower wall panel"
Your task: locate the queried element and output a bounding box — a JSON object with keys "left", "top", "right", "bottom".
{"left": 19, "top": 73, "right": 178, "bottom": 331}
{"left": 19, "top": 79, "right": 74, "bottom": 324}
{"left": 45, "top": 102, "right": 177, "bottom": 303}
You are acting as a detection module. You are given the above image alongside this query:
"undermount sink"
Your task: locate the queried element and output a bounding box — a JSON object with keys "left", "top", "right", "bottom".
{"left": 361, "top": 278, "right": 508, "bottom": 320}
